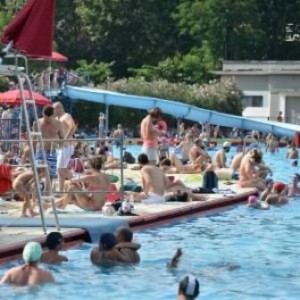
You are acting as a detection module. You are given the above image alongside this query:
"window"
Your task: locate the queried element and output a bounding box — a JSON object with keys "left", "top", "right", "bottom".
{"left": 243, "top": 96, "right": 263, "bottom": 107}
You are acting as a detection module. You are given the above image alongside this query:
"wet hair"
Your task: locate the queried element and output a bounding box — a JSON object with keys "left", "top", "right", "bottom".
{"left": 89, "top": 156, "right": 103, "bottom": 171}
{"left": 99, "top": 233, "right": 117, "bottom": 250}
{"left": 43, "top": 105, "right": 54, "bottom": 117}
{"left": 138, "top": 153, "right": 149, "bottom": 165}
{"left": 178, "top": 275, "right": 200, "bottom": 299}
{"left": 160, "top": 158, "right": 172, "bottom": 167}
{"left": 46, "top": 232, "right": 63, "bottom": 250}
{"left": 249, "top": 149, "right": 262, "bottom": 162}
{"left": 149, "top": 107, "right": 162, "bottom": 118}
{"left": 117, "top": 228, "right": 133, "bottom": 242}
{"left": 292, "top": 160, "right": 298, "bottom": 167}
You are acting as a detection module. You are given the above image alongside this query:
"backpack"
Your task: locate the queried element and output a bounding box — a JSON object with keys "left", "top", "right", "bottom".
{"left": 202, "top": 171, "right": 218, "bottom": 192}
{"left": 123, "top": 151, "right": 136, "bottom": 164}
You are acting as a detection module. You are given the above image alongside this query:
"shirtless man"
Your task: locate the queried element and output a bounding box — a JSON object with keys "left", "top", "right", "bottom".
{"left": 175, "top": 133, "right": 194, "bottom": 164}
{"left": 189, "top": 138, "right": 211, "bottom": 167}
{"left": 33, "top": 105, "right": 64, "bottom": 178}
{"left": 214, "top": 142, "right": 231, "bottom": 169}
{"left": 140, "top": 107, "right": 161, "bottom": 165}
{"left": 90, "top": 233, "right": 129, "bottom": 267}
{"left": 265, "top": 134, "right": 278, "bottom": 153}
{"left": 41, "top": 232, "right": 68, "bottom": 264}
{"left": 0, "top": 242, "right": 54, "bottom": 285}
{"left": 288, "top": 173, "right": 300, "bottom": 197}
{"left": 239, "top": 149, "right": 266, "bottom": 190}
{"left": 230, "top": 146, "right": 244, "bottom": 178}
{"left": 115, "top": 228, "right": 140, "bottom": 264}
{"left": 286, "top": 146, "right": 299, "bottom": 159}
{"left": 53, "top": 102, "right": 76, "bottom": 191}
{"left": 112, "top": 124, "right": 125, "bottom": 147}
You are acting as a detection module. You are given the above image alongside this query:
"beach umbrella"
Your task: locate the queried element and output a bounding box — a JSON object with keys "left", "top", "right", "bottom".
{"left": 0, "top": 90, "right": 51, "bottom": 107}
{"left": 32, "top": 51, "right": 68, "bottom": 62}
{"left": 0, "top": 0, "right": 56, "bottom": 58}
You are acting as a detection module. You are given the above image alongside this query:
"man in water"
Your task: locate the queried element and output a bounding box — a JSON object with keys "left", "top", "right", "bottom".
{"left": 0, "top": 242, "right": 54, "bottom": 285}
{"left": 286, "top": 146, "right": 299, "bottom": 159}
{"left": 41, "top": 232, "right": 68, "bottom": 264}
{"left": 140, "top": 107, "right": 162, "bottom": 165}
{"left": 33, "top": 105, "right": 64, "bottom": 178}
{"left": 53, "top": 102, "right": 76, "bottom": 191}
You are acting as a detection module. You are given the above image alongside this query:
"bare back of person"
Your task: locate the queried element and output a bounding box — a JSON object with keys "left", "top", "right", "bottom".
{"left": 59, "top": 113, "right": 75, "bottom": 141}
{"left": 1, "top": 264, "right": 53, "bottom": 285}
{"left": 214, "top": 149, "right": 226, "bottom": 169}
{"left": 231, "top": 152, "right": 244, "bottom": 172}
{"left": 41, "top": 251, "right": 68, "bottom": 264}
{"left": 180, "top": 141, "right": 193, "bottom": 161}
{"left": 37, "top": 118, "right": 61, "bottom": 151}
{"left": 141, "top": 165, "right": 168, "bottom": 196}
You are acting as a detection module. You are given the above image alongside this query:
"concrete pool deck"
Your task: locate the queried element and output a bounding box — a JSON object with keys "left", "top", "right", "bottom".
{"left": 0, "top": 169, "right": 257, "bottom": 262}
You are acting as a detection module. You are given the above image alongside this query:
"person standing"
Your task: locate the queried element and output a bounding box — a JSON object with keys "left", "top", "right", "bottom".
{"left": 277, "top": 111, "right": 283, "bottom": 122}
{"left": 112, "top": 124, "right": 125, "bottom": 147}
{"left": 98, "top": 112, "right": 106, "bottom": 138}
{"left": 140, "top": 107, "right": 162, "bottom": 165}
{"left": 33, "top": 105, "right": 64, "bottom": 178}
{"left": 53, "top": 102, "right": 76, "bottom": 191}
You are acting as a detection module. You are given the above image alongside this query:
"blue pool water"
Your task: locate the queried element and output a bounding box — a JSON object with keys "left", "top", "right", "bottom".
{"left": 1, "top": 146, "right": 300, "bottom": 299}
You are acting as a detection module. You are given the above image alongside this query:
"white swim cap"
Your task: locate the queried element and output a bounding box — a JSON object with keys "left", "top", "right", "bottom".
{"left": 223, "top": 141, "right": 231, "bottom": 148}
{"left": 23, "top": 242, "right": 42, "bottom": 263}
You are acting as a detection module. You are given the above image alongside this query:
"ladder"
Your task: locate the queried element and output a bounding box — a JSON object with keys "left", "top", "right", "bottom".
{"left": 16, "top": 71, "right": 60, "bottom": 234}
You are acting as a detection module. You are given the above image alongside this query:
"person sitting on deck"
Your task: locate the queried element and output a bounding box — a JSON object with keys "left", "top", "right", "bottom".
{"left": 239, "top": 149, "right": 266, "bottom": 190}
{"left": 51, "top": 156, "right": 110, "bottom": 211}
{"left": 175, "top": 133, "right": 194, "bottom": 164}
{"left": 0, "top": 242, "right": 54, "bottom": 286}
{"left": 41, "top": 232, "right": 68, "bottom": 264}
{"left": 213, "top": 141, "right": 231, "bottom": 169}
{"left": 177, "top": 275, "right": 200, "bottom": 300}
{"left": 230, "top": 146, "right": 244, "bottom": 180}
{"left": 90, "top": 233, "right": 130, "bottom": 267}
{"left": 266, "top": 182, "right": 289, "bottom": 205}
{"left": 115, "top": 228, "right": 141, "bottom": 264}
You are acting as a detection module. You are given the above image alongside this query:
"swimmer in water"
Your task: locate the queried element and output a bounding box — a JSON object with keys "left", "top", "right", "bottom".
{"left": 288, "top": 173, "right": 300, "bottom": 197}
{"left": 41, "top": 232, "right": 68, "bottom": 264}
{"left": 260, "top": 178, "right": 274, "bottom": 202}
{"left": 0, "top": 242, "right": 54, "bottom": 285}
{"left": 266, "top": 182, "right": 289, "bottom": 205}
{"left": 168, "top": 248, "right": 183, "bottom": 269}
{"left": 177, "top": 275, "right": 200, "bottom": 300}
{"left": 247, "top": 195, "right": 269, "bottom": 210}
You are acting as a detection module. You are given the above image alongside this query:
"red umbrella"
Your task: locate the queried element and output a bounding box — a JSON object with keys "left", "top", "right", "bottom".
{"left": 1, "top": 0, "right": 56, "bottom": 58}
{"left": 0, "top": 90, "right": 52, "bottom": 107}
{"left": 32, "top": 51, "right": 68, "bottom": 62}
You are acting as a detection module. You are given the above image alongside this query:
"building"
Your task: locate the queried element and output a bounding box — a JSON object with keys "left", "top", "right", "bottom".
{"left": 212, "top": 61, "right": 300, "bottom": 124}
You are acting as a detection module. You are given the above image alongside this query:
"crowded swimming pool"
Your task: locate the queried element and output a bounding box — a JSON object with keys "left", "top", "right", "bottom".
{"left": 1, "top": 146, "right": 299, "bottom": 299}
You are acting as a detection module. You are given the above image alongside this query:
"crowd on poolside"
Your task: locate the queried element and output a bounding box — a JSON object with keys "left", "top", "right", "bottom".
{"left": 1, "top": 106, "right": 300, "bottom": 298}
{"left": 0, "top": 104, "right": 299, "bottom": 216}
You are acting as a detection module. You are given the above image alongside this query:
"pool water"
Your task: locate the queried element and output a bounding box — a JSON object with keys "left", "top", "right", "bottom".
{"left": 1, "top": 146, "right": 300, "bottom": 299}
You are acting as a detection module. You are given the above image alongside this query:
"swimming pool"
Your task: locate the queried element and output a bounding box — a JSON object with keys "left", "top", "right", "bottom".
{"left": 1, "top": 146, "right": 299, "bottom": 299}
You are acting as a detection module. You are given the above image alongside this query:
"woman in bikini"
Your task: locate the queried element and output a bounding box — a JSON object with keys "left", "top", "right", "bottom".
{"left": 53, "top": 156, "right": 110, "bottom": 211}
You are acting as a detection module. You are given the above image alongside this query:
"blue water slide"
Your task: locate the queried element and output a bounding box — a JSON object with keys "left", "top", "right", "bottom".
{"left": 63, "top": 85, "right": 300, "bottom": 137}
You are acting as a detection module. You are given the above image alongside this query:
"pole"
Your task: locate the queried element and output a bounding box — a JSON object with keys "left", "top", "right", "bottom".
{"left": 105, "top": 104, "right": 109, "bottom": 136}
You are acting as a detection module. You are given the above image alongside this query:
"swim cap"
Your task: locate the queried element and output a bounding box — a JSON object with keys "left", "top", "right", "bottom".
{"left": 100, "top": 233, "right": 117, "bottom": 250}
{"left": 273, "top": 182, "right": 286, "bottom": 193}
{"left": 179, "top": 275, "right": 200, "bottom": 298}
{"left": 248, "top": 195, "right": 258, "bottom": 204}
{"left": 46, "top": 232, "right": 63, "bottom": 250}
{"left": 23, "top": 242, "right": 43, "bottom": 263}
{"left": 223, "top": 141, "right": 231, "bottom": 148}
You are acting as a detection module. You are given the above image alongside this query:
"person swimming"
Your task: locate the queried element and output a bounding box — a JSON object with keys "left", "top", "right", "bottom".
{"left": 0, "top": 242, "right": 54, "bottom": 285}
{"left": 177, "top": 275, "right": 200, "bottom": 300}
{"left": 41, "top": 232, "right": 68, "bottom": 264}
{"left": 247, "top": 195, "right": 269, "bottom": 210}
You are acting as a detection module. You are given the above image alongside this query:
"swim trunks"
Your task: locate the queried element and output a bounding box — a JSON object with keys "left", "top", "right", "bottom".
{"left": 35, "top": 150, "right": 57, "bottom": 177}
{"left": 142, "top": 193, "right": 165, "bottom": 204}
{"left": 141, "top": 145, "right": 158, "bottom": 162}
{"left": 57, "top": 145, "right": 74, "bottom": 169}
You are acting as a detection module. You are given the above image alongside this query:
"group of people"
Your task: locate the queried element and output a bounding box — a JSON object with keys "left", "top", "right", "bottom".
{"left": 0, "top": 228, "right": 200, "bottom": 299}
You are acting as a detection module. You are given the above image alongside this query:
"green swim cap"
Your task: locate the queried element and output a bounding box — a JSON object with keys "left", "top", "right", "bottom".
{"left": 23, "top": 242, "right": 42, "bottom": 263}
